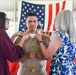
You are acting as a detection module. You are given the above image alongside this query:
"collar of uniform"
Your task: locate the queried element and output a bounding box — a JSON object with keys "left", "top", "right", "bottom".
{"left": 23, "top": 30, "right": 40, "bottom": 39}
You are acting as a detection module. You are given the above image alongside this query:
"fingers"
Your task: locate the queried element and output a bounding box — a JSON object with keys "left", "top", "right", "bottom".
{"left": 15, "top": 31, "right": 23, "bottom": 36}
{"left": 29, "top": 52, "right": 37, "bottom": 59}
{"left": 35, "top": 34, "right": 42, "bottom": 41}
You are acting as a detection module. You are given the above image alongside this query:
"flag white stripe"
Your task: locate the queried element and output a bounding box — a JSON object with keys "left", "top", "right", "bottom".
{"left": 59, "top": 1, "right": 63, "bottom": 12}
{"left": 44, "top": 4, "right": 49, "bottom": 32}
{"left": 49, "top": 3, "right": 56, "bottom": 32}
{"left": 18, "top": 1, "right": 22, "bottom": 31}
{"left": 49, "top": 1, "right": 64, "bottom": 32}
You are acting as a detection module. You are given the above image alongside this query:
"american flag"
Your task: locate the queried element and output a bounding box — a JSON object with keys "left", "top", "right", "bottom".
{"left": 18, "top": 0, "right": 66, "bottom": 32}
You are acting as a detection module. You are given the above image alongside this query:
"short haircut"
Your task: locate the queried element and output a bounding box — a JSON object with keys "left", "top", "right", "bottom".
{"left": 37, "top": 25, "right": 42, "bottom": 29}
{"left": 0, "top": 12, "right": 6, "bottom": 29}
{"left": 26, "top": 13, "right": 37, "bottom": 19}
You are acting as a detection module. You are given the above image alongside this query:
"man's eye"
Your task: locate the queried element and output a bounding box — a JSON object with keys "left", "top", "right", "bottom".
{"left": 34, "top": 21, "right": 37, "bottom": 23}
{"left": 28, "top": 21, "right": 32, "bottom": 23}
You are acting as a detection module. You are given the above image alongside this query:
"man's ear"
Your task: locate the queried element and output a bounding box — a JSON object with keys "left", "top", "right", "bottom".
{"left": 36, "top": 21, "right": 38, "bottom": 26}
{"left": 25, "top": 22, "right": 27, "bottom": 26}
{"left": 25, "top": 22, "right": 26, "bottom": 25}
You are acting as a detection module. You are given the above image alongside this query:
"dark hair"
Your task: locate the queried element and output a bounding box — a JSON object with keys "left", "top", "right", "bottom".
{"left": 0, "top": 12, "right": 6, "bottom": 28}
{"left": 37, "top": 25, "right": 42, "bottom": 29}
{"left": 24, "top": 25, "right": 27, "bottom": 31}
{"left": 26, "top": 13, "right": 37, "bottom": 19}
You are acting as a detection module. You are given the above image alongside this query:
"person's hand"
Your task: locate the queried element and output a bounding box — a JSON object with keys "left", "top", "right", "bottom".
{"left": 35, "top": 34, "right": 42, "bottom": 41}
{"left": 18, "top": 35, "right": 30, "bottom": 47}
{"left": 41, "top": 33, "right": 50, "bottom": 38}
{"left": 28, "top": 52, "right": 37, "bottom": 59}
{"left": 36, "top": 52, "right": 45, "bottom": 60}
{"left": 41, "top": 33, "right": 50, "bottom": 41}
{"left": 22, "top": 35, "right": 30, "bottom": 41}
{"left": 14, "top": 31, "right": 23, "bottom": 36}
{"left": 11, "top": 31, "right": 23, "bottom": 42}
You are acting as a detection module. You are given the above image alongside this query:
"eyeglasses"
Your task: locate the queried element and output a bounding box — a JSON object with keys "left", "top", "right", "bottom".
{"left": 5, "top": 18, "right": 10, "bottom": 23}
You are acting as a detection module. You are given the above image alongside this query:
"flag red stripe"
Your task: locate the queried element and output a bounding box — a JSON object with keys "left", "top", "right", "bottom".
{"left": 56, "top": 3, "right": 60, "bottom": 16}
{"left": 53, "top": 3, "right": 60, "bottom": 30}
{"left": 62, "top": 0, "right": 66, "bottom": 10}
{"left": 53, "top": 1, "right": 66, "bottom": 30}
{"left": 47, "top": 4, "right": 52, "bottom": 31}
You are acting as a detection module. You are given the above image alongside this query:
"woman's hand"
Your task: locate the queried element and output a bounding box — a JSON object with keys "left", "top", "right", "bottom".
{"left": 35, "top": 34, "right": 42, "bottom": 41}
{"left": 22, "top": 34, "right": 30, "bottom": 41}
{"left": 41, "top": 33, "right": 50, "bottom": 41}
{"left": 28, "top": 52, "right": 37, "bottom": 59}
{"left": 14, "top": 31, "right": 23, "bottom": 36}
{"left": 11, "top": 31, "right": 23, "bottom": 42}
{"left": 18, "top": 35, "right": 29, "bottom": 47}
{"left": 36, "top": 52, "right": 45, "bottom": 60}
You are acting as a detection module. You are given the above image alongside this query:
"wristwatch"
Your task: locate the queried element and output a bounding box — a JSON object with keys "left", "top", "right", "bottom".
{"left": 39, "top": 40, "right": 42, "bottom": 43}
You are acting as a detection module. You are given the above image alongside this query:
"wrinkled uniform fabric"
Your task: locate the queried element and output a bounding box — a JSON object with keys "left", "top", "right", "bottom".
{"left": 0, "top": 29, "right": 24, "bottom": 75}
{"left": 15, "top": 31, "right": 49, "bottom": 75}
{"left": 50, "top": 30, "right": 76, "bottom": 75}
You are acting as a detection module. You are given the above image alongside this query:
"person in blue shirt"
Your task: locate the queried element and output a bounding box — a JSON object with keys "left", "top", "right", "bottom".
{"left": 35, "top": 10, "right": 76, "bottom": 75}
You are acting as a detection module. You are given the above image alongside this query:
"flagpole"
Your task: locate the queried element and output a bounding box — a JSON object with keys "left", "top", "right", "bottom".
{"left": 14, "top": 0, "right": 16, "bottom": 32}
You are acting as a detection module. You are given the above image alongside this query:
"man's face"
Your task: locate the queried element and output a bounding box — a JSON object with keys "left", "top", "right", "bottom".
{"left": 26, "top": 16, "right": 38, "bottom": 31}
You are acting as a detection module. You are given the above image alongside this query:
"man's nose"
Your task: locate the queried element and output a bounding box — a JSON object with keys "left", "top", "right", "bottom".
{"left": 31, "top": 22, "right": 35, "bottom": 25}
